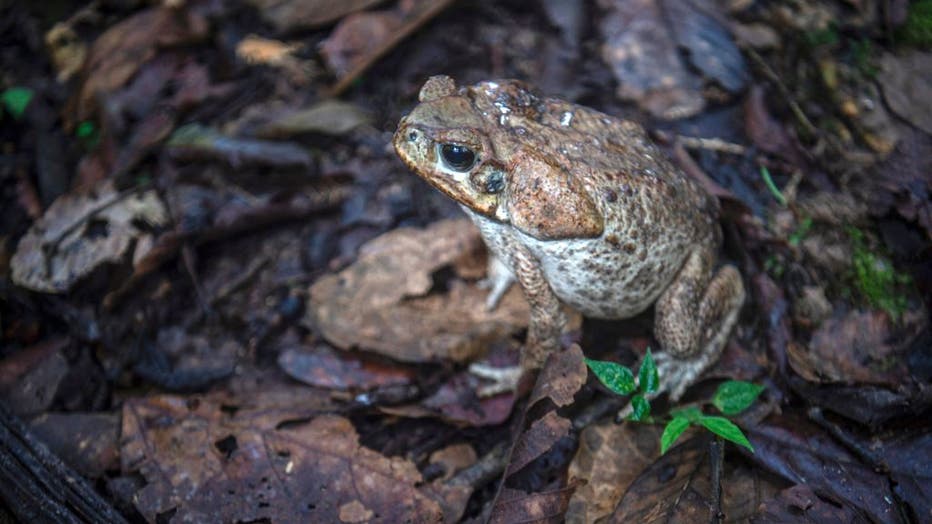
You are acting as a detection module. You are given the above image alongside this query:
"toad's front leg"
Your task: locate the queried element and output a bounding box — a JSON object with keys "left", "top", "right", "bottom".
{"left": 471, "top": 237, "right": 565, "bottom": 396}
{"left": 651, "top": 247, "right": 745, "bottom": 402}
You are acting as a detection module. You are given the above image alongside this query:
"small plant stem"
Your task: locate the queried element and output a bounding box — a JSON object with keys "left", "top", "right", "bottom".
{"left": 709, "top": 436, "right": 725, "bottom": 524}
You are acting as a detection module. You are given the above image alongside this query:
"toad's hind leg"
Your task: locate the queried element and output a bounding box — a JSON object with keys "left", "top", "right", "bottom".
{"left": 652, "top": 248, "right": 745, "bottom": 401}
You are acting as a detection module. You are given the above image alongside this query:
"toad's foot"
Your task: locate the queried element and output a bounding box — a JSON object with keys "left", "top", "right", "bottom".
{"left": 469, "top": 362, "right": 523, "bottom": 397}
{"left": 477, "top": 254, "right": 515, "bottom": 311}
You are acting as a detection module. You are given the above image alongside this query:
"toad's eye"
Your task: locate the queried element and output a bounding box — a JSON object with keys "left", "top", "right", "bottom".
{"left": 438, "top": 143, "right": 477, "bottom": 172}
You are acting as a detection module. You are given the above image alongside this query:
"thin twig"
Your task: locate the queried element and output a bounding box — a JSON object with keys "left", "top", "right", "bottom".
{"left": 709, "top": 436, "right": 725, "bottom": 524}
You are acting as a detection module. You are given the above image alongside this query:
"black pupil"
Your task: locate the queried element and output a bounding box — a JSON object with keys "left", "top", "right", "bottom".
{"left": 440, "top": 144, "right": 476, "bottom": 171}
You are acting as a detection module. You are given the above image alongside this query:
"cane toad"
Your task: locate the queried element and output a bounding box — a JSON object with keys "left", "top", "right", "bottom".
{"left": 393, "top": 76, "right": 745, "bottom": 400}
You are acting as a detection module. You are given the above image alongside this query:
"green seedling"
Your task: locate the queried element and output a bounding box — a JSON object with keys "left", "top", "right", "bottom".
{"left": 586, "top": 352, "right": 763, "bottom": 453}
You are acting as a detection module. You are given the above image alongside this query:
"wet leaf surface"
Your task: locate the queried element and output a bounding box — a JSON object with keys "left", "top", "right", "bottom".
{"left": 745, "top": 415, "right": 900, "bottom": 524}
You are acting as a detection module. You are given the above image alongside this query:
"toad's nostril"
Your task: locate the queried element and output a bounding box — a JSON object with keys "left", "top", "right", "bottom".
{"left": 408, "top": 131, "right": 418, "bottom": 142}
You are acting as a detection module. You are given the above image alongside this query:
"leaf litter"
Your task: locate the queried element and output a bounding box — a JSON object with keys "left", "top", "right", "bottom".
{"left": 1, "top": 0, "right": 931, "bottom": 522}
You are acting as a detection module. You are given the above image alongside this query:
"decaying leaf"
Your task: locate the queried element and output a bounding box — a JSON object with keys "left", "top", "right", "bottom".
{"left": 121, "top": 395, "right": 465, "bottom": 522}
{"left": 598, "top": 0, "right": 747, "bottom": 119}
{"left": 753, "top": 484, "right": 863, "bottom": 523}
{"left": 491, "top": 483, "right": 581, "bottom": 524}
{"left": 74, "top": 6, "right": 208, "bottom": 121}
{"left": 609, "top": 435, "right": 780, "bottom": 523}
{"left": 788, "top": 309, "right": 917, "bottom": 386}
{"left": 321, "top": 8, "right": 405, "bottom": 78}
{"left": 506, "top": 411, "right": 572, "bottom": 476}
{"left": 528, "top": 344, "right": 587, "bottom": 408}
{"left": 566, "top": 421, "right": 663, "bottom": 524}
{"left": 11, "top": 180, "right": 168, "bottom": 293}
{"left": 277, "top": 345, "right": 415, "bottom": 391}
{"left": 307, "top": 219, "right": 529, "bottom": 364}
{"left": 745, "top": 416, "right": 900, "bottom": 524}
{"left": 254, "top": 99, "right": 373, "bottom": 138}
{"left": 322, "top": 0, "right": 455, "bottom": 95}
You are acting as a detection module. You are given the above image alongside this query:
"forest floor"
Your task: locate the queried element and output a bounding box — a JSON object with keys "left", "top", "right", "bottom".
{"left": 1, "top": 1, "right": 930, "bottom": 522}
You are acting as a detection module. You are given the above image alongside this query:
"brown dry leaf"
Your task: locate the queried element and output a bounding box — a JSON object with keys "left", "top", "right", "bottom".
{"left": 597, "top": 0, "right": 704, "bottom": 119}
{"left": 254, "top": 99, "right": 373, "bottom": 138}
{"left": 528, "top": 344, "right": 587, "bottom": 408}
{"left": 246, "top": 0, "right": 384, "bottom": 33}
{"left": 789, "top": 309, "right": 916, "bottom": 386}
{"left": 609, "top": 435, "right": 780, "bottom": 522}
{"left": 506, "top": 411, "right": 572, "bottom": 477}
{"left": 879, "top": 50, "right": 932, "bottom": 135}
{"left": 11, "top": 180, "right": 168, "bottom": 293}
{"left": 205, "top": 368, "right": 339, "bottom": 429}
{"left": 121, "top": 395, "right": 462, "bottom": 522}
{"left": 322, "top": 0, "right": 454, "bottom": 95}
{"left": 320, "top": 8, "right": 405, "bottom": 78}
{"left": 74, "top": 6, "right": 208, "bottom": 122}
{"left": 566, "top": 421, "right": 663, "bottom": 524}
{"left": 490, "top": 483, "right": 581, "bottom": 524}
{"left": 307, "top": 219, "right": 530, "bottom": 364}
{"left": 277, "top": 345, "right": 414, "bottom": 391}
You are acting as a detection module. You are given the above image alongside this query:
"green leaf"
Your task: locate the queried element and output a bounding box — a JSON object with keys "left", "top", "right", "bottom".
{"left": 1, "top": 87, "right": 34, "bottom": 120}
{"left": 585, "top": 358, "right": 636, "bottom": 395}
{"left": 660, "top": 416, "right": 691, "bottom": 454}
{"left": 671, "top": 406, "right": 703, "bottom": 423}
{"left": 638, "top": 348, "right": 659, "bottom": 394}
{"left": 698, "top": 416, "right": 754, "bottom": 452}
{"left": 627, "top": 394, "right": 651, "bottom": 421}
{"left": 712, "top": 381, "right": 765, "bottom": 415}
